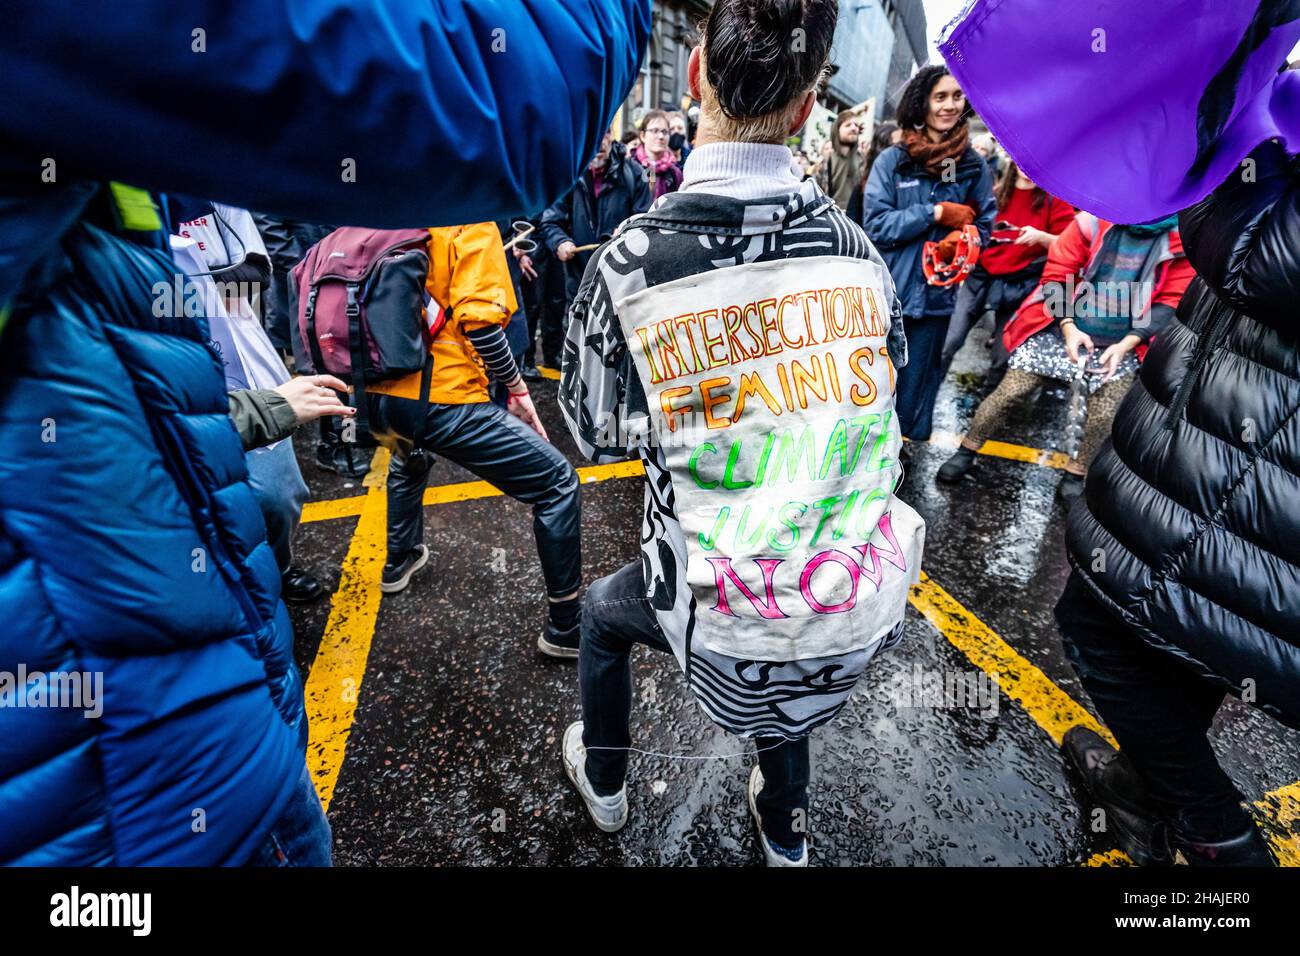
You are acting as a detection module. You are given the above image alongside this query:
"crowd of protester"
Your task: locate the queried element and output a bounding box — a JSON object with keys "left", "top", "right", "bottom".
{"left": 1, "top": 0, "right": 1296, "bottom": 872}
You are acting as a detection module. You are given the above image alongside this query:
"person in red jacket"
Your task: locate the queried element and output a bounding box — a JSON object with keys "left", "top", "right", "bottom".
{"left": 936, "top": 212, "right": 1195, "bottom": 504}
{"left": 939, "top": 161, "right": 1076, "bottom": 388}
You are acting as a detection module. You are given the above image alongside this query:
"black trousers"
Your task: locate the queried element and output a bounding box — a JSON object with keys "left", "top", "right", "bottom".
{"left": 580, "top": 560, "right": 811, "bottom": 849}
{"left": 369, "top": 395, "right": 582, "bottom": 600}
{"left": 520, "top": 256, "right": 568, "bottom": 369}
{"left": 1055, "top": 573, "right": 1253, "bottom": 842}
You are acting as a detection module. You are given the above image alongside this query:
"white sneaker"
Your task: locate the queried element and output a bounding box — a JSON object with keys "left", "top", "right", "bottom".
{"left": 747, "top": 765, "right": 808, "bottom": 867}
{"left": 562, "top": 721, "right": 628, "bottom": 833}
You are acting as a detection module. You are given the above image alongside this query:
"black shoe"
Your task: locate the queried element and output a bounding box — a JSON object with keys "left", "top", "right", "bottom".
{"left": 522, "top": 364, "right": 542, "bottom": 382}
{"left": 1057, "top": 472, "right": 1085, "bottom": 507}
{"left": 315, "top": 442, "right": 372, "bottom": 480}
{"left": 380, "top": 544, "right": 429, "bottom": 594}
{"left": 1168, "top": 822, "right": 1277, "bottom": 867}
{"left": 937, "top": 446, "right": 978, "bottom": 484}
{"left": 281, "top": 566, "right": 327, "bottom": 605}
{"left": 537, "top": 619, "right": 580, "bottom": 659}
{"left": 898, "top": 441, "right": 913, "bottom": 464}
{"left": 1062, "top": 726, "right": 1168, "bottom": 866}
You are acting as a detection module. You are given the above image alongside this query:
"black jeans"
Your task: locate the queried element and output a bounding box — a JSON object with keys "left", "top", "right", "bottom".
{"left": 1055, "top": 573, "right": 1252, "bottom": 842}
{"left": 369, "top": 395, "right": 582, "bottom": 600}
{"left": 520, "top": 256, "right": 567, "bottom": 369}
{"left": 580, "top": 560, "right": 811, "bottom": 848}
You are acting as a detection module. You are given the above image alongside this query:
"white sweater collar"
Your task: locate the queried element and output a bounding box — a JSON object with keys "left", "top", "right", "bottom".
{"left": 680, "top": 142, "right": 803, "bottom": 201}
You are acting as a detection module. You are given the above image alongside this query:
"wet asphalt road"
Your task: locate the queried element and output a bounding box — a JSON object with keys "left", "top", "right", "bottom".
{"left": 287, "top": 317, "right": 1300, "bottom": 866}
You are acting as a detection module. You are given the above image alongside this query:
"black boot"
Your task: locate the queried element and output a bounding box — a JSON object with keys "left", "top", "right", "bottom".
{"left": 937, "top": 446, "right": 978, "bottom": 483}
{"left": 1062, "top": 726, "right": 1168, "bottom": 866}
{"left": 281, "top": 566, "right": 327, "bottom": 605}
{"left": 315, "top": 440, "right": 371, "bottom": 479}
{"left": 1057, "top": 472, "right": 1085, "bottom": 506}
{"left": 1167, "top": 822, "right": 1277, "bottom": 867}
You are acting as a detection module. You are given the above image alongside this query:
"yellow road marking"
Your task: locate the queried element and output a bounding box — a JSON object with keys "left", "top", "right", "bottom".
{"left": 304, "top": 448, "right": 391, "bottom": 812}
{"left": 301, "top": 459, "right": 645, "bottom": 524}
{"left": 301, "top": 433, "right": 1062, "bottom": 526}
{"left": 908, "top": 572, "right": 1115, "bottom": 748}
{"left": 537, "top": 365, "right": 561, "bottom": 381}
{"left": 301, "top": 492, "right": 371, "bottom": 524}
{"left": 298, "top": 444, "right": 1298, "bottom": 863}
{"left": 928, "top": 430, "right": 1072, "bottom": 470}
{"left": 1084, "top": 849, "right": 1131, "bottom": 867}
{"left": 1257, "top": 780, "right": 1300, "bottom": 866}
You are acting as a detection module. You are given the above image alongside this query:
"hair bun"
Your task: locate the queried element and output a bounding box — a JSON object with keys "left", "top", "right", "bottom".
{"left": 704, "top": 0, "right": 837, "bottom": 122}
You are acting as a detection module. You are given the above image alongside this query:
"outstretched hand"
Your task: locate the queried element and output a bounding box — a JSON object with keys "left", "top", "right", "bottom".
{"left": 275, "top": 374, "right": 356, "bottom": 425}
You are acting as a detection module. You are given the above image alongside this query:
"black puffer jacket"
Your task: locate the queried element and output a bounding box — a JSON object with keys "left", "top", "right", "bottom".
{"left": 1067, "top": 140, "right": 1300, "bottom": 730}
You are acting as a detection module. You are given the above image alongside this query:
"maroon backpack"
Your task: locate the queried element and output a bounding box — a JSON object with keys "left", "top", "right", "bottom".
{"left": 290, "top": 227, "right": 447, "bottom": 428}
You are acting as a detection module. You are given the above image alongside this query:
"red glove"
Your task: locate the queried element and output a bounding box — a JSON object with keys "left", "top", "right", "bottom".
{"left": 934, "top": 229, "right": 964, "bottom": 262}
{"left": 935, "top": 202, "right": 977, "bottom": 229}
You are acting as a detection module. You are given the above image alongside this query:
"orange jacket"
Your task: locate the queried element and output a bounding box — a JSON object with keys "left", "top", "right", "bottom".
{"left": 369, "top": 222, "right": 517, "bottom": 405}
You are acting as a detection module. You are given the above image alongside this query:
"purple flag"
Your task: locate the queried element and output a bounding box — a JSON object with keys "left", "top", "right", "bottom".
{"left": 939, "top": 0, "right": 1300, "bottom": 223}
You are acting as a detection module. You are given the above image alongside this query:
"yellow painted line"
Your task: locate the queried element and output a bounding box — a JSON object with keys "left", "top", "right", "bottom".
{"left": 302, "top": 494, "right": 366, "bottom": 523}
{"left": 928, "top": 430, "right": 1071, "bottom": 471}
{"left": 421, "top": 458, "right": 644, "bottom": 507}
{"left": 907, "top": 572, "right": 1116, "bottom": 748}
{"left": 1084, "top": 849, "right": 1131, "bottom": 867}
{"left": 303, "top": 448, "right": 391, "bottom": 812}
{"left": 301, "top": 458, "right": 645, "bottom": 524}
{"left": 537, "top": 365, "right": 561, "bottom": 381}
{"left": 1257, "top": 780, "right": 1300, "bottom": 867}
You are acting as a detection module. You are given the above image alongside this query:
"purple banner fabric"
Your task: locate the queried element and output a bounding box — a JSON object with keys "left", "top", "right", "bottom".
{"left": 939, "top": 0, "right": 1300, "bottom": 223}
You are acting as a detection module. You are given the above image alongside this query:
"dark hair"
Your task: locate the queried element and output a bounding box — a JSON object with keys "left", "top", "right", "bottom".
{"left": 895, "top": 64, "right": 969, "bottom": 134}
{"left": 995, "top": 159, "right": 1047, "bottom": 213}
{"left": 703, "top": 0, "right": 839, "bottom": 120}
{"left": 861, "top": 121, "right": 899, "bottom": 187}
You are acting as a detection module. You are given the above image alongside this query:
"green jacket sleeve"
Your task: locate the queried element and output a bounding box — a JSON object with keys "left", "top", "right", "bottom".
{"left": 228, "top": 389, "right": 299, "bottom": 451}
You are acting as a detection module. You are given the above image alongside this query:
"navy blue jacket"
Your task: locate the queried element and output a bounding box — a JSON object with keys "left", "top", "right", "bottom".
{"left": 862, "top": 143, "right": 996, "bottom": 318}
{"left": 0, "top": 0, "right": 649, "bottom": 866}
{"left": 539, "top": 141, "right": 652, "bottom": 301}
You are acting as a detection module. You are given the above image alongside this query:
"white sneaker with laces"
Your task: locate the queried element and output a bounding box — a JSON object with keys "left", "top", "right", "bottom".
{"left": 562, "top": 721, "right": 628, "bottom": 833}
{"left": 747, "top": 765, "right": 808, "bottom": 867}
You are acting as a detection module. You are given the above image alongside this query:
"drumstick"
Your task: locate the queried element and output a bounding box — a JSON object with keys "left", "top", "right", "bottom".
{"left": 501, "top": 222, "right": 535, "bottom": 252}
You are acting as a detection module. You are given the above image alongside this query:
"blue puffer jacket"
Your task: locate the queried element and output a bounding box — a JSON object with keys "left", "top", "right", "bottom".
{"left": 0, "top": 0, "right": 649, "bottom": 866}
{"left": 862, "top": 142, "right": 996, "bottom": 318}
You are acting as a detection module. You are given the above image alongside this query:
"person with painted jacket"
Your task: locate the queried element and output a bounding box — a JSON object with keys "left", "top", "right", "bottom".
{"left": 0, "top": 0, "right": 649, "bottom": 867}
{"left": 863, "top": 65, "right": 996, "bottom": 448}
{"left": 559, "top": 0, "right": 922, "bottom": 867}
{"left": 366, "top": 223, "right": 584, "bottom": 659}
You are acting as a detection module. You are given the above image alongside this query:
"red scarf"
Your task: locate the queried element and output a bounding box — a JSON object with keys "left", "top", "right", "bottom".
{"left": 902, "top": 125, "right": 971, "bottom": 178}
